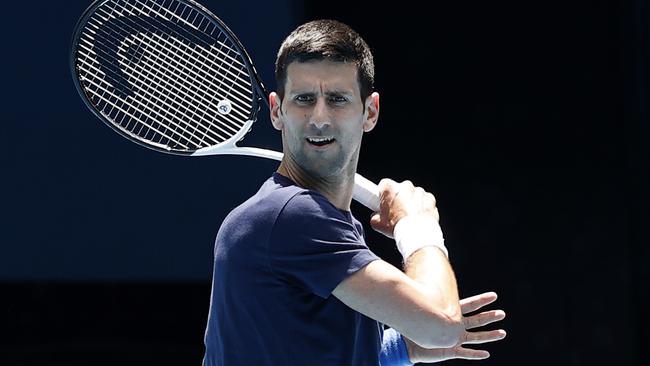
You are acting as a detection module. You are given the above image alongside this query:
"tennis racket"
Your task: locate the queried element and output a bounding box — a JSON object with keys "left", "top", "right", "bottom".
{"left": 70, "top": 0, "right": 380, "bottom": 211}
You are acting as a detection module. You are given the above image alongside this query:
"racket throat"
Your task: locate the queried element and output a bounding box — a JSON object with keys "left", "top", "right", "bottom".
{"left": 191, "top": 143, "right": 283, "bottom": 161}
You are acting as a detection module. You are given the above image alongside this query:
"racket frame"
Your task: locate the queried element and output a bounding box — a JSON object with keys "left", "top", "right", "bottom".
{"left": 70, "top": 0, "right": 269, "bottom": 156}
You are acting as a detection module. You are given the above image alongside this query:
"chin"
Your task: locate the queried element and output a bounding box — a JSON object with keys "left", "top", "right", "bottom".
{"left": 306, "top": 160, "right": 353, "bottom": 180}
{"left": 295, "top": 148, "right": 355, "bottom": 178}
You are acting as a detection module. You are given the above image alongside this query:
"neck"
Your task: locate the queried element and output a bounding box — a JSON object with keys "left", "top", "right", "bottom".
{"left": 277, "top": 156, "right": 357, "bottom": 211}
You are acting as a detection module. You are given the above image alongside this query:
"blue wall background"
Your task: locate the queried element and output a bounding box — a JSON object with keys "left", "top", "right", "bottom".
{"left": 2, "top": 0, "right": 298, "bottom": 281}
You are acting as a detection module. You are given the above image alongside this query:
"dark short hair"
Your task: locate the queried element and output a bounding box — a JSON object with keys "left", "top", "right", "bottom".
{"left": 274, "top": 19, "right": 375, "bottom": 104}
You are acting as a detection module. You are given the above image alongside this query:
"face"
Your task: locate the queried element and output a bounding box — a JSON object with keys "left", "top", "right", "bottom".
{"left": 270, "top": 60, "right": 379, "bottom": 180}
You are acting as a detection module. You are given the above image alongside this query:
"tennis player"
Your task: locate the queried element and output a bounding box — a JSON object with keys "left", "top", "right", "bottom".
{"left": 203, "top": 19, "right": 506, "bottom": 366}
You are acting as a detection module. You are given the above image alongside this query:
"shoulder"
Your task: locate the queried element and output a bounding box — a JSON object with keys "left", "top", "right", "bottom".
{"left": 224, "top": 175, "right": 306, "bottom": 222}
{"left": 250, "top": 173, "right": 347, "bottom": 222}
{"left": 279, "top": 190, "right": 352, "bottom": 227}
{"left": 271, "top": 191, "right": 362, "bottom": 248}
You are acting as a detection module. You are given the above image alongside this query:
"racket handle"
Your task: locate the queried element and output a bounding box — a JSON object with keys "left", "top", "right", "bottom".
{"left": 353, "top": 174, "right": 380, "bottom": 212}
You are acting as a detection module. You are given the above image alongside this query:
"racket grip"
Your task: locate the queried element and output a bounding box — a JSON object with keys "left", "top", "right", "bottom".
{"left": 353, "top": 174, "right": 380, "bottom": 212}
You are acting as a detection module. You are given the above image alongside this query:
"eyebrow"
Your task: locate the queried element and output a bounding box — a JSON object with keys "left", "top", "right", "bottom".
{"left": 290, "top": 89, "right": 355, "bottom": 97}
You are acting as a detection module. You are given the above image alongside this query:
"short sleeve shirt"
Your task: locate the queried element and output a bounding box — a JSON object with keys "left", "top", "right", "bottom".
{"left": 203, "top": 173, "right": 382, "bottom": 366}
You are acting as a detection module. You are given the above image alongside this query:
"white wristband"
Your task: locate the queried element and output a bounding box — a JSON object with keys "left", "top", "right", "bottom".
{"left": 393, "top": 215, "right": 448, "bottom": 260}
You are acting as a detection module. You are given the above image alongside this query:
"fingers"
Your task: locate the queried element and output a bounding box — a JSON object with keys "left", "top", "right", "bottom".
{"left": 464, "top": 309, "right": 506, "bottom": 330}
{"left": 409, "top": 319, "right": 506, "bottom": 363}
{"left": 460, "top": 291, "right": 498, "bottom": 314}
{"left": 400, "top": 179, "right": 414, "bottom": 189}
{"left": 369, "top": 211, "right": 394, "bottom": 238}
{"left": 452, "top": 347, "right": 491, "bottom": 360}
{"left": 377, "top": 178, "right": 398, "bottom": 204}
{"left": 411, "top": 290, "right": 507, "bottom": 363}
{"left": 376, "top": 178, "right": 438, "bottom": 230}
{"left": 369, "top": 212, "right": 380, "bottom": 227}
{"left": 462, "top": 329, "right": 507, "bottom": 345}
{"left": 413, "top": 345, "right": 491, "bottom": 363}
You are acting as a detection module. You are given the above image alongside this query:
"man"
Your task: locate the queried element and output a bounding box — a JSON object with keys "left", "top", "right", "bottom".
{"left": 203, "top": 19, "right": 506, "bottom": 365}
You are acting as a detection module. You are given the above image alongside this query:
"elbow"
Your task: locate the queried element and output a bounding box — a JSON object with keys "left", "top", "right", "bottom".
{"left": 434, "top": 313, "right": 464, "bottom": 348}
{"left": 417, "top": 307, "right": 464, "bottom": 349}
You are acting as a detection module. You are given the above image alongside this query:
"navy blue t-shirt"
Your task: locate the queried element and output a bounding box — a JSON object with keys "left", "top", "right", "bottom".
{"left": 203, "top": 173, "right": 383, "bottom": 366}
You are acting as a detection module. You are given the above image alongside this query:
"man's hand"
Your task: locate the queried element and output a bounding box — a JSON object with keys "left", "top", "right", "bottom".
{"left": 370, "top": 179, "right": 439, "bottom": 238}
{"left": 403, "top": 292, "right": 507, "bottom": 363}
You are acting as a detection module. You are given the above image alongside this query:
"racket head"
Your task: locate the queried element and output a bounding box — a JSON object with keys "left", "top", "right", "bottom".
{"left": 70, "top": 0, "right": 268, "bottom": 155}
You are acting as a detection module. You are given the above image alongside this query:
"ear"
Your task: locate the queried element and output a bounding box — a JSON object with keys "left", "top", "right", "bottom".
{"left": 269, "top": 92, "right": 283, "bottom": 130}
{"left": 363, "top": 92, "right": 380, "bottom": 132}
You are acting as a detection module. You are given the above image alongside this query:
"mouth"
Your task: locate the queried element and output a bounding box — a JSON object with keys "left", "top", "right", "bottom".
{"left": 305, "top": 136, "right": 335, "bottom": 147}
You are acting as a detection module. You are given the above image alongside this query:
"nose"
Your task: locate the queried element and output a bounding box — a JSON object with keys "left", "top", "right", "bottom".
{"left": 309, "top": 97, "right": 330, "bottom": 129}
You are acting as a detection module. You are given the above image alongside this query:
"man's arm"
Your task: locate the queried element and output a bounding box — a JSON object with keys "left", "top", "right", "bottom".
{"left": 379, "top": 292, "right": 507, "bottom": 365}
{"left": 404, "top": 292, "right": 507, "bottom": 363}
{"left": 332, "top": 179, "right": 464, "bottom": 349}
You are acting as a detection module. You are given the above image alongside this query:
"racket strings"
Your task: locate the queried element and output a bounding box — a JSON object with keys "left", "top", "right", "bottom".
{"left": 123, "top": 0, "right": 255, "bottom": 122}
{"left": 78, "top": 51, "right": 195, "bottom": 148}
{"left": 75, "top": 0, "right": 256, "bottom": 151}
{"left": 81, "top": 9, "right": 216, "bottom": 148}
{"left": 101, "top": 0, "right": 247, "bottom": 144}
{"left": 81, "top": 21, "right": 234, "bottom": 144}
{"left": 112, "top": 0, "right": 255, "bottom": 106}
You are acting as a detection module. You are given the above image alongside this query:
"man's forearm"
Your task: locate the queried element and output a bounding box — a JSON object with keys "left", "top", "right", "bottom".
{"left": 403, "top": 246, "right": 461, "bottom": 320}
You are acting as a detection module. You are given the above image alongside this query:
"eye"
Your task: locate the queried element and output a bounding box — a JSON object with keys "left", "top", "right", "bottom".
{"left": 329, "top": 95, "right": 348, "bottom": 104}
{"left": 294, "top": 94, "right": 314, "bottom": 104}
